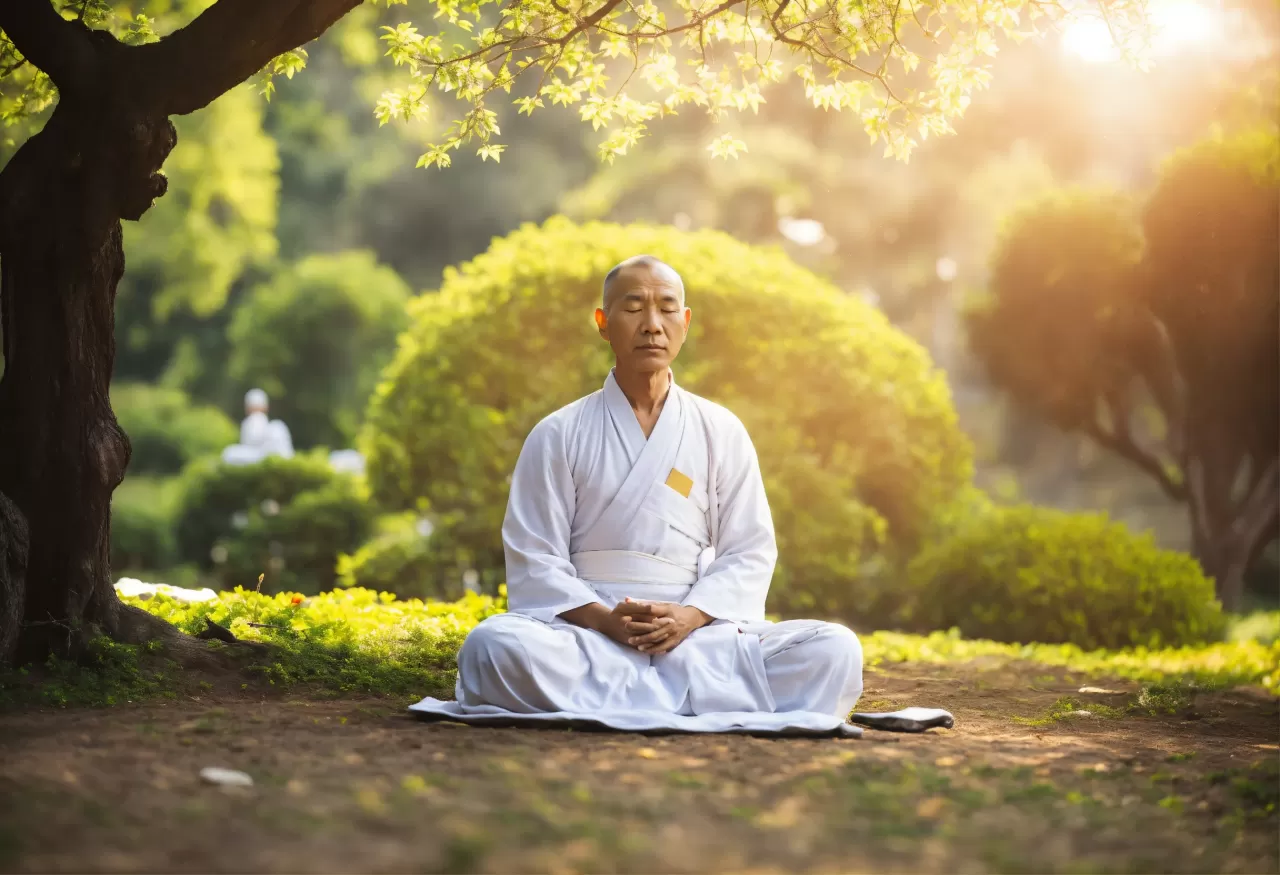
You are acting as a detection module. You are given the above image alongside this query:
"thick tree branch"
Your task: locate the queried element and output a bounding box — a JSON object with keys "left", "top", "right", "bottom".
{"left": 132, "top": 0, "right": 363, "bottom": 116}
{"left": 1185, "top": 455, "right": 1217, "bottom": 545}
{"left": 1085, "top": 402, "right": 1187, "bottom": 501}
{"left": 1137, "top": 319, "right": 1185, "bottom": 428}
{"left": 1232, "top": 457, "right": 1279, "bottom": 547}
{"left": 0, "top": 0, "right": 97, "bottom": 94}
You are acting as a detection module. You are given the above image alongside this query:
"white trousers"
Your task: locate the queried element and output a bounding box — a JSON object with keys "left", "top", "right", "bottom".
{"left": 456, "top": 613, "right": 864, "bottom": 720}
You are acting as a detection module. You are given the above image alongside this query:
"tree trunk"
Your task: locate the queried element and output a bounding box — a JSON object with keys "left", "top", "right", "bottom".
{"left": 1189, "top": 512, "right": 1232, "bottom": 610}
{"left": 1187, "top": 461, "right": 1279, "bottom": 613}
{"left": 0, "top": 92, "right": 180, "bottom": 664}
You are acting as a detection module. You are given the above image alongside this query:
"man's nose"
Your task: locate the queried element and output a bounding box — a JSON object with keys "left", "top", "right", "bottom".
{"left": 642, "top": 308, "right": 663, "bottom": 332}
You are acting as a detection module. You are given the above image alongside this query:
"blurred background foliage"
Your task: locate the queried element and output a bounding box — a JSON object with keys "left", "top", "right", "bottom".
{"left": 3, "top": 0, "right": 1272, "bottom": 641}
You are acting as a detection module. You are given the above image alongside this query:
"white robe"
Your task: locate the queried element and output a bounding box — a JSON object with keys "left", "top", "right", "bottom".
{"left": 221, "top": 412, "right": 295, "bottom": 465}
{"left": 410, "top": 371, "right": 864, "bottom": 736}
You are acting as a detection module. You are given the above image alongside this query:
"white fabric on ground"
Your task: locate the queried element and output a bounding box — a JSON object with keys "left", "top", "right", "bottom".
{"left": 114, "top": 578, "right": 218, "bottom": 603}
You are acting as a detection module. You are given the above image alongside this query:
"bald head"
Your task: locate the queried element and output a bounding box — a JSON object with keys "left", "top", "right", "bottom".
{"left": 594, "top": 254, "right": 691, "bottom": 375}
{"left": 602, "top": 255, "right": 685, "bottom": 312}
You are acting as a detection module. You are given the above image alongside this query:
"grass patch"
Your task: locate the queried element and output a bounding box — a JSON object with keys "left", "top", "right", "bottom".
{"left": 1133, "top": 680, "right": 1198, "bottom": 714}
{"left": 0, "top": 587, "right": 503, "bottom": 707}
{"left": 0, "top": 637, "right": 179, "bottom": 708}
{"left": 1016, "top": 678, "right": 1212, "bottom": 726}
{"left": 864, "top": 628, "right": 1280, "bottom": 694}
{"left": 1014, "top": 696, "right": 1125, "bottom": 726}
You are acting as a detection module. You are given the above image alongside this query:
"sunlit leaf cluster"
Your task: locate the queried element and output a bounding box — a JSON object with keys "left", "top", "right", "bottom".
{"left": 2, "top": 0, "right": 1154, "bottom": 164}
{"left": 371, "top": 0, "right": 1064, "bottom": 165}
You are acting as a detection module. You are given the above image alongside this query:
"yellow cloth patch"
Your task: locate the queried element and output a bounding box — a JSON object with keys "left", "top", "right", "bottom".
{"left": 665, "top": 468, "right": 694, "bottom": 498}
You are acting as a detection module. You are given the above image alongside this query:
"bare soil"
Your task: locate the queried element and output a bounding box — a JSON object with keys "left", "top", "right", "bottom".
{"left": 1, "top": 659, "right": 1276, "bottom": 874}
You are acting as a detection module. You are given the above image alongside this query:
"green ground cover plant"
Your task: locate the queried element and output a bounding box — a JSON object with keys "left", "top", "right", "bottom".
{"left": 4, "top": 588, "right": 1274, "bottom": 708}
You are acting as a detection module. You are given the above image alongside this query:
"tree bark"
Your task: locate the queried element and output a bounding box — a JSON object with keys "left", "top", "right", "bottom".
{"left": 0, "top": 490, "right": 29, "bottom": 665}
{"left": 0, "top": 0, "right": 359, "bottom": 666}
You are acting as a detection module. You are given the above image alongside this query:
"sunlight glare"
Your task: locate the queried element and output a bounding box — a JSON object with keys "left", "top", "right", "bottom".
{"left": 1062, "top": 17, "right": 1121, "bottom": 63}
{"left": 1150, "top": 0, "right": 1222, "bottom": 53}
{"left": 778, "top": 217, "right": 827, "bottom": 247}
{"left": 1061, "top": 0, "right": 1224, "bottom": 64}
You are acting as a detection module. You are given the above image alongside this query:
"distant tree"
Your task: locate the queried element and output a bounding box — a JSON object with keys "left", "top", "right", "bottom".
{"left": 967, "top": 130, "right": 1279, "bottom": 610}
{"left": 227, "top": 250, "right": 411, "bottom": 449}
{"left": 0, "top": 0, "right": 1154, "bottom": 664}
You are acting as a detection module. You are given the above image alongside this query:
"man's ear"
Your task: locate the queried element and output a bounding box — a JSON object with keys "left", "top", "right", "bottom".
{"left": 683, "top": 307, "right": 692, "bottom": 332}
{"left": 594, "top": 307, "right": 608, "bottom": 338}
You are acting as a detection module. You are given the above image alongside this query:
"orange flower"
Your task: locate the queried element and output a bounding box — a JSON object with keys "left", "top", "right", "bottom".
{"left": 290, "top": 595, "right": 303, "bottom": 606}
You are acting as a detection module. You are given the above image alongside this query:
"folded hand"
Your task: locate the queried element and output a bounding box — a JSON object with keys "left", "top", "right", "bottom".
{"left": 616, "top": 598, "right": 712, "bottom": 654}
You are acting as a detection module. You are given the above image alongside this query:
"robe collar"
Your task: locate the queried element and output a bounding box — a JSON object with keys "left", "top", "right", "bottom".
{"left": 603, "top": 368, "right": 680, "bottom": 460}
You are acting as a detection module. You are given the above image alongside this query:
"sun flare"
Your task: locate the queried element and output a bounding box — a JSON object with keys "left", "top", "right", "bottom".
{"left": 1061, "top": 0, "right": 1225, "bottom": 63}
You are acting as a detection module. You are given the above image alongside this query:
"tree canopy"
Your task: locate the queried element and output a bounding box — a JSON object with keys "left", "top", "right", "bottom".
{"left": 2, "top": 0, "right": 1159, "bottom": 167}
{"left": 966, "top": 128, "right": 1279, "bottom": 609}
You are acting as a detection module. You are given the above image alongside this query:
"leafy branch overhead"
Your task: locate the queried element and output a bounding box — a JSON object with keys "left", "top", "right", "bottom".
{"left": 371, "top": 0, "right": 1057, "bottom": 165}
{"left": 2, "top": 0, "right": 1155, "bottom": 163}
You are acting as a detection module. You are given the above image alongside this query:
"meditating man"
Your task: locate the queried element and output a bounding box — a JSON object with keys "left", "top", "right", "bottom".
{"left": 413, "top": 256, "right": 864, "bottom": 734}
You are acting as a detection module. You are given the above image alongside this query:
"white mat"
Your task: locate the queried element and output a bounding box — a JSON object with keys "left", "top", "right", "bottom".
{"left": 408, "top": 697, "right": 864, "bottom": 738}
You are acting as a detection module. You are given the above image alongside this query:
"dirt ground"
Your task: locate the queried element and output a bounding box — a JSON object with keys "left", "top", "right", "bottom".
{"left": 1, "top": 659, "right": 1277, "bottom": 874}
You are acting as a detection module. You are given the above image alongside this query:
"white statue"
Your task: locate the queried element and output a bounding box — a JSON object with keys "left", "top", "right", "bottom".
{"left": 221, "top": 388, "right": 295, "bottom": 465}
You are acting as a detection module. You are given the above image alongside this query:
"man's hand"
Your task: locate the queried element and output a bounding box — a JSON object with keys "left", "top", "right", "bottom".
{"left": 559, "top": 600, "right": 649, "bottom": 648}
{"left": 560, "top": 599, "right": 713, "bottom": 653}
{"left": 621, "top": 600, "right": 713, "bottom": 654}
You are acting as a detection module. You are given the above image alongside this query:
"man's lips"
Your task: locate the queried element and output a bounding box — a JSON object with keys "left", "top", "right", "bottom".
{"left": 638, "top": 345, "right": 666, "bottom": 350}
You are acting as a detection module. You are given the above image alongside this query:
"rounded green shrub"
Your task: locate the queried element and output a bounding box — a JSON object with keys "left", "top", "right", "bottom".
{"left": 174, "top": 453, "right": 375, "bottom": 594}
{"left": 112, "top": 383, "right": 238, "bottom": 475}
{"left": 337, "top": 514, "right": 510, "bottom": 602}
{"left": 362, "top": 218, "right": 973, "bottom": 620}
{"left": 903, "top": 504, "right": 1226, "bottom": 649}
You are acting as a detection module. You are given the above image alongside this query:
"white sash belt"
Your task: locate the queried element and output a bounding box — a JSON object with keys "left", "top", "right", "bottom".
{"left": 571, "top": 550, "right": 698, "bottom": 586}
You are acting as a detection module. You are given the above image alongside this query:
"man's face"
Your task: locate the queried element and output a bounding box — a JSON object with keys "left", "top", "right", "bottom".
{"left": 595, "top": 266, "right": 692, "bottom": 374}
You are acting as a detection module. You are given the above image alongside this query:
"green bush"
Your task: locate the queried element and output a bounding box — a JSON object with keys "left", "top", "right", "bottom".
{"left": 337, "top": 513, "right": 508, "bottom": 602}
{"left": 362, "top": 218, "right": 973, "bottom": 621}
{"left": 110, "top": 476, "right": 184, "bottom": 572}
{"left": 227, "top": 250, "right": 411, "bottom": 449}
{"left": 338, "top": 531, "right": 454, "bottom": 602}
{"left": 174, "top": 452, "right": 375, "bottom": 594}
{"left": 1227, "top": 611, "right": 1280, "bottom": 646}
{"left": 112, "top": 383, "right": 238, "bottom": 475}
{"left": 903, "top": 505, "right": 1226, "bottom": 649}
